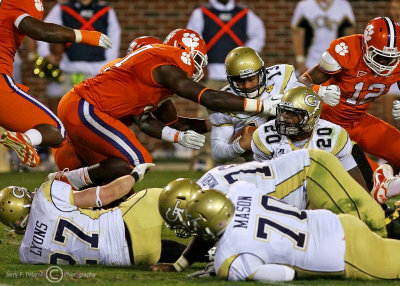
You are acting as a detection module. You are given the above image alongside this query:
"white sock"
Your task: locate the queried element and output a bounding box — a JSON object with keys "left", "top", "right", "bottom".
{"left": 65, "top": 167, "right": 93, "bottom": 190}
{"left": 387, "top": 177, "right": 400, "bottom": 199}
{"left": 24, "top": 129, "right": 42, "bottom": 146}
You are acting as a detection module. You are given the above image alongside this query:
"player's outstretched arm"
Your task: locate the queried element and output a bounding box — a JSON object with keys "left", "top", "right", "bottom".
{"left": 153, "top": 65, "right": 262, "bottom": 113}
{"left": 152, "top": 100, "right": 210, "bottom": 134}
{"left": 73, "top": 163, "right": 154, "bottom": 208}
{"left": 18, "top": 16, "right": 112, "bottom": 49}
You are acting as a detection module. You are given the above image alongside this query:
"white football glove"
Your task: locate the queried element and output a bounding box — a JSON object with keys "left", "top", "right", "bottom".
{"left": 99, "top": 33, "right": 112, "bottom": 49}
{"left": 393, "top": 100, "right": 400, "bottom": 120}
{"left": 318, "top": 85, "right": 340, "bottom": 106}
{"left": 262, "top": 94, "right": 283, "bottom": 116}
{"left": 178, "top": 130, "right": 205, "bottom": 149}
{"left": 131, "top": 163, "right": 155, "bottom": 182}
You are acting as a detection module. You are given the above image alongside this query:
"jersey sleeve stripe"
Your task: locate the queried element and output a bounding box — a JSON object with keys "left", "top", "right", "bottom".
{"left": 279, "top": 65, "right": 295, "bottom": 94}
{"left": 252, "top": 129, "right": 273, "bottom": 156}
{"left": 331, "top": 128, "right": 349, "bottom": 157}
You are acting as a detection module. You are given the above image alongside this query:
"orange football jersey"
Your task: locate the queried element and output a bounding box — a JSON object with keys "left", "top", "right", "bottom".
{"left": 74, "top": 44, "right": 195, "bottom": 118}
{"left": 321, "top": 35, "right": 400, "bottom": 127}
{"left": 0, "top": 0, "right": 44, "bottom": 76}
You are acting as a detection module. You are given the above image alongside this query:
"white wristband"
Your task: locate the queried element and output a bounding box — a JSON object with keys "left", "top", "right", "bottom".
{"left": 244, "top": 98, "right": 261, "bottom": 112}
{"left": 161, "top": 126, "right": 179, "bottom": 143}
{"left": 173, "top": 256, "right": 189, "bottom": 272}
{"left": 74, "top": 29, "right": 82, "bottom": 43}
{"left": 295, "top": 55, "right": 305, "bottom": 64}
{"left": 95, "top": 186, "right": 102, "bottom": 207}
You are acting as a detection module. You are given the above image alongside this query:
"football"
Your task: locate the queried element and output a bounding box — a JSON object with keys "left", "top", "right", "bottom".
{"left": 230, "top": 125, "right": 258, "bottom": 143}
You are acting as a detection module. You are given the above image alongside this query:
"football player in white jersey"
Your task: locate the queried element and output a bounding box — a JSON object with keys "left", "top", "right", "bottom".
{"left": 0, "top": 162, "right": 193, "bottom": 266}
{"left": 197, "top": 148, "right": 389, "bottom": 237}
{"left": 209, "top": 46, "right": 297, "bottom": 163}
{"left": 185, "top": 185, "right": 400, "bottom": 281}
{"left": 250, "top": 86, "right": 367, "bottom": 190}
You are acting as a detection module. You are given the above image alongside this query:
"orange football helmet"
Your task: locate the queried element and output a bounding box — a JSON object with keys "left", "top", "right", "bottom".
{"left": 164, "top": 28, "right": 208, "bottom": 82}
{"left": 126, "top": 36, "right": 163, "bottom": 55}
{"left": 362, "top": 17, "right": 400, "bottom": 76}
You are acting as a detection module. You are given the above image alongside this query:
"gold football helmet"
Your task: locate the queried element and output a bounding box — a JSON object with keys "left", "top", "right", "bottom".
{"left": 275, "top": 86, "right": 321, "bottom": 136}
{"left": 225, "top": 46, "right": 266, "bottom": 98}
{"left": 158, "top": 178, "right": 202, "bottom": 238}
{"left": 186, "top": 189, "right": 235, "bottom": 240}
{"left": 0, "top": 186, "right": 33, "bottom": 234}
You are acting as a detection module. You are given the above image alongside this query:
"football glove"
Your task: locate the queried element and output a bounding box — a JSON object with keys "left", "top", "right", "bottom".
{"left": 262, "top": 94, "right": 283, "bottom": 116}
{"left": 178, "top": 130, "right": 205, "bottom": 150}
{"left": 392, "top": 100, "right": 400, "bottom": 120}
{"left": 317, "top": 85, "right": 340, "bottom": 106}
{"left": 130, "top": 163, "right": 155, "bottom": 182}
{"left": 77, "top": 30, "right": 112, "bottom": 49}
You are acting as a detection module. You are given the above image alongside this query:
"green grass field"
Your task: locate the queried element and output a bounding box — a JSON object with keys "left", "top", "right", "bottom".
{"left": 0, "top": 170, "right": 397, "bottom": 285}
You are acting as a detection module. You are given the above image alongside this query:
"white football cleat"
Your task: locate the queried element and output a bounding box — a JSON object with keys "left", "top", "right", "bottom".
{"left": 371, "top": 164, "right": 394, "bottom": 204}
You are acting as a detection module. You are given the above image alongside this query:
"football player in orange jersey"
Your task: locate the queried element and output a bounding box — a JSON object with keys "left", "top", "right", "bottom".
{"left": 298, "top": 17, "right": 400, "bottom": 174}
{"left": 0, "top": 0, "right": 112, "bottom": 167}
{"left": 53, "top": 28, "right": 279, "bottom": 186}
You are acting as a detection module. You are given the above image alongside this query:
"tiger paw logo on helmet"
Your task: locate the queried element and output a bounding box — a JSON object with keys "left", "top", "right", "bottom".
{"left": 364, "top": 24, "right": 374, "bottom": 42}
{"left": 180, "top": 52, "right": 192, "bottom": 66}
{"left": 335, "top": 42, "right": 349, "bottom": 56}
{"left": 182, "top": 33, "right": 200, "bottom": 49}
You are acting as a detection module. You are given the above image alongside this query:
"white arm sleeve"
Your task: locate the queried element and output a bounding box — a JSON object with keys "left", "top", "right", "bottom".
{"left": 227, "top": 253, "right": 295, "bottom": 282}
{"left": 186, "top": 8, "right": 204, "bottom": 35}
{"left": 245, "top": 10, "right": 266, "bottom": 53}
{"left": 105, "top": 8, "right": 121, "bottom": 61}
{"left": 210, "top": 125, "right": 245, "bottom": 163}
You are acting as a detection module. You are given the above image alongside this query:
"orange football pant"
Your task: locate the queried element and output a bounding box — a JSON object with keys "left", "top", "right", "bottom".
{"left": 0, "top": 74, "right": 65, "bottom": 136}
{"left": 323, "top": 111, "right": 400, "bottom": 169}
{"left": 56, "top": 89, "right": 152, "bottom": 169}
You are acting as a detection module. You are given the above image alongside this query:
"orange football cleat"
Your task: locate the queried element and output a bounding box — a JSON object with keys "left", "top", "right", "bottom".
{"left": 0, "top": 131, "right": 40, "bottom": 167}
{"left": 371, "top": 164, "right": 394, "bottom": 204}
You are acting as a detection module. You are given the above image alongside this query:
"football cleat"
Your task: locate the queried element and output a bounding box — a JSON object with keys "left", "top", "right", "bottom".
{"left": 47, "top": 169, "right": 78, "bottom": 190}
{"left": 370, "top": 164, "right": 394, "bottom": 204}
{"left": 0, "top": 131, "right": 40, "bottom": 167}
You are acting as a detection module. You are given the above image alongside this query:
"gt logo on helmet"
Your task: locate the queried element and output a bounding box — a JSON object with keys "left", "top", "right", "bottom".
{"left": 165, "top": 200, "right": 185, "bottom": 222}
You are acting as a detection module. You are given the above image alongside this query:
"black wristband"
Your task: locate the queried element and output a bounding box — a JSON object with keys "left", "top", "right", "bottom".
{"left": 130, "top": 170, "right": 139, "bottom": 182}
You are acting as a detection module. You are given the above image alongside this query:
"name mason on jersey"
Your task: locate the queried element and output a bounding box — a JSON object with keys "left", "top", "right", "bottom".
{"left": 29, "top": 220, "right": 48, "bottom": 256}
{"left": 233, "top": 196, "right": 252, "bottom": 229}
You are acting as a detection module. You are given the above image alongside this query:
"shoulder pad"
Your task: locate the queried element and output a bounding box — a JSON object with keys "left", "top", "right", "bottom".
{"left": 319, "top": 51, "right": 342, "bottom": 73}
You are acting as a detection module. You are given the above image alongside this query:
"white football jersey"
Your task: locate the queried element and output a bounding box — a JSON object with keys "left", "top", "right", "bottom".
{"left": 291, "top": 0, "right": 355, "bottom": 68}
{"left": 215, "top": 181, "right": 346, "bottom": 281}
{"left": 209, "top": 64, "right": 297, "bottom": 163}
{"left": 197, "top": 149, "right": 311, "bottom": 209}
{"left": 251, "top": 119, "right": 356, "bottom": 171}
{"left": 19, "top": 180, "right": 130, "bottom": 265}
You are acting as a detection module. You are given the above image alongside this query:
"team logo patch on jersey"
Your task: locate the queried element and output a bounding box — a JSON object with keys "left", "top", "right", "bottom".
{"left": 34, "top": 0, "right": 44, "bottom": 12}
{"left": 357, "top": 71, "right": 368, "bottom": 77}
{"left": 266, "top": 84, "right": 274, "bottom": 93}
{"left": 364, "top": 24, "right": 374, "bottom": 42}
{"left": 335, "top": 42, "right": 349, "bottom": 56}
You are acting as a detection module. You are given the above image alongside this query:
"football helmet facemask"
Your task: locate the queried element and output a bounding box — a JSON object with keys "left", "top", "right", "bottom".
{"left": 225, "top": 47, "right": 266, "bottom": 98}
{"left": 126, "top": 36, "right": 163, "bottom": 55}
{"left": 276, "top": 86, "right": 321, "bottom": 136}
{"left": 0, "top": 186, "right": 33, "bottom": 234}
{"left": 362, "top": 17, "right": 400, "bottom": 76}
{"left": 164, "top": 28, "right": 208, "bottom": 82}
{"left": 158, "top": 178, "right": 202, "bottom": 238}
{"left": 186, "top": 189, "right": 235, "bottom": 241}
